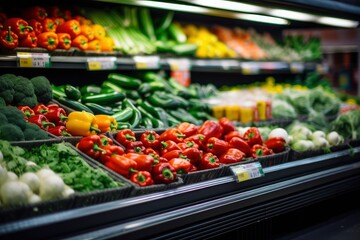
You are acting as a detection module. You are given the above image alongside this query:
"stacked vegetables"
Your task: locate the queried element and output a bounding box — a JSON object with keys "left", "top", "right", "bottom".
{"left": 75, "top": 117, "right": 290, "bottom": 187}
{"left": 0, "top": 5, "right": 114, "bottom": 52}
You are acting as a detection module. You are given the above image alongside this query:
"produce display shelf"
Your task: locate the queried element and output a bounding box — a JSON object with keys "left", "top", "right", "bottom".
{"left": 0, "top": 55, "right": 325, "bottom": 74}
{"left": 1, "top": 147, "right": 359, "bottom": 240}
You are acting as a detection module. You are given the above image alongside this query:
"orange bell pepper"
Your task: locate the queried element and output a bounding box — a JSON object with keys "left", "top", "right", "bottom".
{"left": 100, "top": 37, "right": 114, "bottom": 52}
{"left": 87, "top": 39, "right": 101, "bottom": 52}
{"left": 41, "top": 18, "right": 57, "bottom": 32}
{"left": 57, "top": 19, "right": 81, "bottom": 39}
{"left": 71, "top": 34, "right": 88, "bottom": 51}
{"left": 57, "top": 33, "right": 71, "bottom": 50}
{"left": 94, "top": 114, "right": 118, "bottom": 133}
{"left": 80, "top": 24, "right": 94, "bottom": 41}
{"left": 37, "top": 31, "right": 58, "bottom": 51}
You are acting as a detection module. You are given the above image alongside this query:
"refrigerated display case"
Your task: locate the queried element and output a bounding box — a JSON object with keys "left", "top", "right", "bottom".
{"left": 0, "top": 1, "right": 360, "bottom": 239}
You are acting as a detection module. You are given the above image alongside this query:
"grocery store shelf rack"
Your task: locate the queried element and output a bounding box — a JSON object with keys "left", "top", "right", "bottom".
{"left": 1, "top": 147, "right": 359, "bottom": 240}
{"left": 0, "top": 55, "right": 326, "bottom": 74}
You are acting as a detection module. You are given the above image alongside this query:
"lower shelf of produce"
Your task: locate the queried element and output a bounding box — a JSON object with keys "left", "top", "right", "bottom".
{"left": 1, "top": 147, "right": 360, "bottom": 240}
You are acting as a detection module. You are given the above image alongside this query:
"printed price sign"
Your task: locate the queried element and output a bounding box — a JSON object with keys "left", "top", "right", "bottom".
{"left": 87, "top": 57, "right": 116, "bottom": 70}
{"left": 168, "top": 58, "right": 192, "bottom": 86}
{"left": 230, "top": 162, "right": 264, "bottom": 183}
{"left": 17, "top": 52, "right": 50, "bottom": 68}
{"left": 133, "top": 56, "right": 160, "bottom": 69}
{"left": 290, "top": 62, "right": 304, "bottom": 73}
{"left": 241, "top": 62, "right": 260, "bottom": 75}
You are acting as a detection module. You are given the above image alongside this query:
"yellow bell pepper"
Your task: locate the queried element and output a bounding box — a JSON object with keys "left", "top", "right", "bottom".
{"left": 94, "top": 114, "right": 118, "bottom": 133}
{"left": 66, "top": 111, "right": 101, "bottom": 136}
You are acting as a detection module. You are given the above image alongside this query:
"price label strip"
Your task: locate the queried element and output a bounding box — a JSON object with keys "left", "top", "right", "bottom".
{"left": 230, "top": 162, "right": 264, "bottom": 183}
{"left": 133, "top": 56, "right": 160, "bottom": 69}
{"left": 17, "top": 52, "right": 50, "bottom": 68}
{"left": 241, "top": 62, "right": 260, "bottom": 75}
{"left": 87, "top": 57, "right": 117, "bottom": 71}
{"left": 290, "top": 62, "right": 304, "bottom": 73}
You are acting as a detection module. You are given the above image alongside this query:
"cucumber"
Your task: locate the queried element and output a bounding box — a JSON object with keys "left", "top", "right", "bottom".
{"left": 80, "top": 85, "right": 102, "bottom": 95}
{"left": 168, "top": 23, "right": 186, "bottom": 43}
{"left": 107, "top": 73, "right": 142, "bottom": 89}
{"left": 85, "top": 102, "right": 114, "bottom": 115}
{"left": 64, "top": 84, "right": 82, "bottom": 101}
{"left": 56, "top": 97, "right": 94, "bottom": 114}
{"left": 51, "top": 85, "right": 66, "bottom": 99}
{"left": 112, "top": 107, "right": 134, "bottom": 123}
{"left": 81, "top": 92, "right": 126, "bottom": 105}
{"left": 171, "top": 43, "right": 197, "bottom": 56}
{"left": 101, "top": 81, "right": 126, "bottom": 93}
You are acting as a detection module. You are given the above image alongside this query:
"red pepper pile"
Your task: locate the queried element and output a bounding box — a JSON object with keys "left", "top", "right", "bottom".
{"left": 76, "top": 117, "right": 288, "bottom": 186}
{"left": 0, "top": 6, "right": 113, "bottom": 52}
{"left": 17, "top": 103, "right": 72, "bottom": 136}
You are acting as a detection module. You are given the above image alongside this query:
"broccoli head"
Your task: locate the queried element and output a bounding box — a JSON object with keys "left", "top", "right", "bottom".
{"left": 23, "top": 122, "right": 50, "bottom": 140}
{"left": 0, "top": 106, "right": 27, "bottom": 130}
{"left": 0, "top": 73, "right": 15, "bottom": 104}
{"left": 17, "top": 95, "right": 38, "bottom": 108}
{"left": 0, "top": 112, "right": 8, "bottom": 126}
{"left": 11, "top": 76, "right": 38, "bottom": 108}
{"left": 0, "top": 97, "right": 5, "bottom": 106}
{"left": 30, "top": 75, "right": 53, "bottom": 104}
{"left": 0, "top": 123, "right": 25, "bottom": 141}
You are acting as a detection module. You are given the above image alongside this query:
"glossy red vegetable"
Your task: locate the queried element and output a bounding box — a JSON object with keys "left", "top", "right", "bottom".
{"left": 5, "top": 18, "right": 33, "bottom": 39}
{"left": 219, "top": 148, "right": 247, "bottom": 164}
{"left": 168, "top": 158, "right": 193, "bottom": 174}
{"left": 197, "top": 120, "right": 223, "bottom": 142}
{"left": 22, "top": 6, "right": 48, "bottom": 22}
{"left": 99, "top": 134, "right": 113, "bottom": 146}
{"left": 243, "top": 127, "right": 263, "bottom": 147}
{"left": 159, "top": 128, "right": 186, "bottom": 143}
{"left": 199, "top": 152, "right": 220, "bottom": 170}
{"left": 176, "top": 122, "right": 198, "bottom": 137}
{"left": 56, "top": 19, "right": 81, "bottom": 39}
{"left": 124, "top": 153, "right": 155, "bottom": 172}
{"left": 99, "top": 145, "right": 125, "bottom": 164}
{"left": 47, "top": 125, "right": 72, "bottom": 137}
{"left": 105, "top": 154, "right": 138, "bottom": 179}
{"left": 218, "top": 117, "right": 236, "bottom": 135}
{"left": 264, "top": 137, "right": 286, "bottom": 153}
{"left": 37, "top": 31, "right": 58, "bottom": 51}
{"left": 33, "top": 103, "right": 49, "bottom": 115}
{"left": 56, "top": 32, "right": 71, "bottom": 50}
{"left": 77, "top": 135, "right": 107, "bottom": 159}
{"left": 27, "top": 114, "right": 55, "bottom": 130}
{"left": 228, "top": 137, "right": 251, "bottom": 157}
{"left": 162, "top": 149, "right": 184, "bottom": 161}
{"left": 126, "top": 141, "right": 145, "bottom": 154}
{"left": 182, "top": 147, "right": 203, "bottom": 166}
{"left": 251, "top": 144, "right": 273, "bottom": 158}
{"left": 152, "top": 162, "right": 177, "bottom": 184}
{"left": 160, "top": 140, "right": 181, "bottom": 155}
{"left": 19, "top": 31, "right": 37, "bottom": 48}
{"left": 206, "top": 137, "right": 229, "bottom": 156}
{"left": 116, "top": 129, "right": 136, "bottom": 147}
{"left": 184, "top": 134, "right": 207, "bottom": 150}
{"left": 130, "top": 171, "right": 154, "bottom": 187}
{"left": 17, "top": 106, "right": 35, "bottom": 119}
{"left": 41, "top": 18, "right": 57, "bottom": 32}
{"left": 0, "top": 26, "right": 18, "bottom": 49}
{"left": 46, "top": 106, "right": 68, "bottom": 126}
{"left": 140, "top": 130, "right": 160, "bottom": 149}
{"left": 224, "top": 130, "right": 243, "bottom": 142}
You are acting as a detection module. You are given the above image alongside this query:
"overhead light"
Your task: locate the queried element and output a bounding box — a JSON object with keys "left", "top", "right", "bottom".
{"left": 236, "top": 13, "right": 289, "bottom": 25}
{"left": 316, "top": 17, "right": 358, "bottom": 28}
{"left": 191, "top": 0, "right": 266, "bottom": 13}
{"left": 268, "top": 9, "right": 316, "bottom": 21}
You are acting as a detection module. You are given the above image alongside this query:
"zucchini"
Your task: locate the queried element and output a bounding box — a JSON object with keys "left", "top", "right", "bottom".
{"left": 51, "top": 85, "right": 66, "bottom": 99}
{"left": 80, "top": 85, "right": 102, "bottom": 95}
{"left": 81, "top": 92, "right": 126, "bottom": 105}
{"left": 101, "top": 81, "right": 126, "bottom": 93}
{"left": 85, "top": 102, "right": 114, "bottom": 115}
{"left": 122, "top": 98, "right": 142, "bottom": 129}
{"left": 56, "top": 97, "right": 94, "bottom": 114}
{"left": 112, "top": 107, "right": 134, "bottom": 123}
{"left": 64, "top": 84, "right": 82, "bottom": 101}
{"left": 171, "top": 43, "right": 197, "bottom": 56}
{"left": 141, "top": 116, "right": 153, "bottom": 129}
{"left": 107, "top": 73, "right": 142, "bottom": 89}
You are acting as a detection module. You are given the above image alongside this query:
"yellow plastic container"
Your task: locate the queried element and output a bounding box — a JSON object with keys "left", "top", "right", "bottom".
{"left": 212, "top": 105, "right": 225, "bottom": 119}
{"left": 257, "top": 100, "right": 267, "bottom": 121}
{"left": 225, "top": 105, "right": 240, "bottom": 121}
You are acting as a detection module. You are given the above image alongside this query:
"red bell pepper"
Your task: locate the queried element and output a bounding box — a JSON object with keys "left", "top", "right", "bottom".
{"left": 243, "top": 127, "right": 263, "bottom": 147}
{"left": 19, "top": 31, "right": 37, "bottom": 48}
{"left": 41, "top": 18, "right": 57, "bottom": 32}
{"left": 152, "top": 162, "right": 177, "bottom": 184}
{"left": 5, "top": 18, "right": 33, "bottom": 39}
{"left": 28, "top": 19, "right": 43, "bottom": 35}
{"left": 53, "top": 17, "right": 65, "bottom": 27}
{"left": 99, "top": 144, "right": 125, "bottom": 164}
{"left": 105, "top": 154, "right": 138, "bottom": 179}
{"left": 206, "top": 137, "right": 229, "bottom": 156}
{"left": 130, "top": 171, "right": 154, "bottom": 187}
{"left": 56, "top": 19, "right": 81, "bottom": 39}
{"left": 178, "top": 139, "right": 199, "bottom": 150}
{"left": 224, "top": 130, "right": 243, "bottom": 142}
{"left": 99, "top": 134, "right": 114, "bottom": 146}
{"left": 140, "top": 130, "right": 160, "bottom": 149}
{"left": 160, "top": 140, "right": 181, "bottom": 155}
{"left": 228, "top": 137, "right": 251, "bottom": 157}
{"left": 77, "top": 135, "right": 107, "bottom": 159}
{"left": 264, "top": 137, "right": 286, "bottom": 153}
{"left": 144, "top": 148, "right": 160, "bottom": 165}
{"left": 159, "top": 128, "right": 186, "bottom": 143}
{"left": 182, "top": 147, "right": 203, "bottom": 166}
{"left": 162, "top": 149, "right": 185, "bottom": 161}
{"left": 184, "top": 134, "right": 207, "bottom": 150}
{"left": 126, "top": 141, "right": 145, "bottom": 154}
{"left": 46, "top": 106, "right": 68, "bottom": 126}
{"left": 251, "top": 144, "right": 273, "bottom": 158}
{"left": 197, "top": 120, "right": 223, "bottom": 142}
{"left": 168, "top": 158, "right": 193, "bottom": 174}
{"left": 27, "top": 114, "right": 55, "bottom": 130}
{"left": 33, "top": 103, "right": 49, "bottom": 114}
{"left": 116, "top": 129, "right": 136, "bottom": 147}
{"left": 176, "top": 122, "right": 198, "bottom": 137}
{"left": 0, "top": 26, "right": 18, "bottom": 49}
{"left": 199, "top": 152, "right": 220, "bottom": 170}
{"left": 57, "top": 33, "right": 71, "bottom": 50}
{"left": 124, "top": 153, "right": 154, "bottom": 172}
{"left": 47, "top": 125, "right": 72, "bottom": 137}
{"left": 22, "top": 6, "right": 48, "bottom": 22}
{"left": 219, "top": 148, "right": 247, "bottom": 164}
{"left": 46, "top": 103, "right": 60, "bottom": 109}
{"left": 37, "top": 31, "right": 58, "bottom": 51}
{"left": 218, "top": 117, "right": 236, "bottom": 135}
{"left": 17, "top": 106, "right": 35, "bottom": 119}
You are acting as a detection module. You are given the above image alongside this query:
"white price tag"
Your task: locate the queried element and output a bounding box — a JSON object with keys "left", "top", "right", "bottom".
{"left": 230, "top": 162, "right": 264, "bottom": 183}
{"left": 133, "top": 56, "right": 160, "bottom": 69}
{"left": 241, "top": 62, "right": 260, "bottom": 75}
{"left": 167, "top": 58, "right": 191, "bottom": 71}
{"left": 87, "top": 57, "right": 116, "bottom": 71}
{"left": 290, "top": 62, "right": 304, "bottom": 73}
{"left": 17, "top": 52, "right": 50, "bottom": 68}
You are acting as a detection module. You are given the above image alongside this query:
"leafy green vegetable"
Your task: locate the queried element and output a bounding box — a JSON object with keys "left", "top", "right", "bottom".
{"left": 330, "top": 110, "right": 360, "bottom": 140}
{"left": 272, "top": 99, "right": 297, "bottom": 119}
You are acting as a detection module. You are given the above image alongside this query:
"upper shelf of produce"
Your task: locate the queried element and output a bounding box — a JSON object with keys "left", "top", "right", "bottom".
{"left": 0, "top": 0, "right": 357, "bottom": 73}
